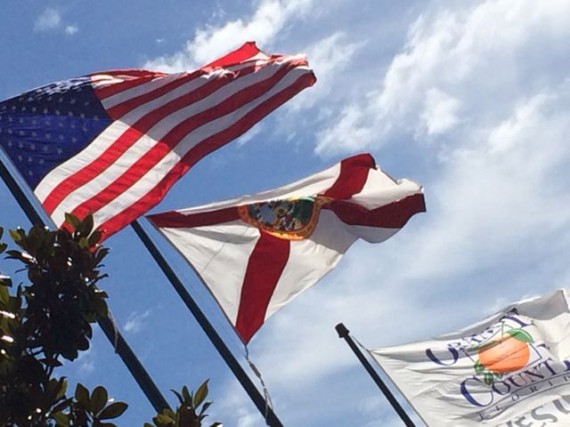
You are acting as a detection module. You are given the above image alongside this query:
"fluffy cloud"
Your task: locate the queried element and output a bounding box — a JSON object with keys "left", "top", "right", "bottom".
{"left": 34, "top": 7, "right": 78, "bottom": 36}
{"left": 34, "top": 8, "right": 62, "bottom": 32}
{"left": 138, "top": 1, "right": 570, "bottom": 425}
{"left": 216, "top": 1, "right": 570, "bottom": 425}
{"left": 316, "top": 0, "right": 570, "bottom": 155}
{"left": 124, "top": 309, "right": 153, "bottom": 334}
{"left": 145, "top": 0, "right": 318, "bottom": 72}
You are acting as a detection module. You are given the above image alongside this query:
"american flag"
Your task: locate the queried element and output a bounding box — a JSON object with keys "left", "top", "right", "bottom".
{"left": 0, "top": 42, "right": 316, "bottom": 239}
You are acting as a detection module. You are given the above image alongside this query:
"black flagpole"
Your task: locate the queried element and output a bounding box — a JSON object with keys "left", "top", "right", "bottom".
{"left": 335, "top": 323, "right": 415, "bottom": 427}
{"left": 0, "top": 158, "right": 170, "bottom": 414}
{"left": 131, "top": 219, "right": 284, "bottom": 427}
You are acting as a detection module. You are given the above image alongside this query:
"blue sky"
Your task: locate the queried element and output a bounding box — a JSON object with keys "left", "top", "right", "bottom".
{"left": 1, "top": 1, "right": 570, "bottom": 426}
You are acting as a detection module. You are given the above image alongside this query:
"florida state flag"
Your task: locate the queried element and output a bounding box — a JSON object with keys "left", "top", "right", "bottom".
{"left": 147, "top": 153, "right": 425, "bottom": 343}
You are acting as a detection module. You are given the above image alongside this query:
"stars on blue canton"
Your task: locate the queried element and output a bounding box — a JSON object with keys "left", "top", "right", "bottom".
{"left": 0, "top": 76, "right": 112, "bottom": 189}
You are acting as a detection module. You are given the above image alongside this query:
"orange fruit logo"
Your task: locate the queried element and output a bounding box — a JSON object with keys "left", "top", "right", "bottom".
{"left": 473, "top": 327, "right": 533, "bottom": 384}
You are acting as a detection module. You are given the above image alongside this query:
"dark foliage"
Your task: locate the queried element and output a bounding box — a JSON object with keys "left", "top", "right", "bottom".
{"left": 0, "top": 215, "right": 127, "bottom": 426}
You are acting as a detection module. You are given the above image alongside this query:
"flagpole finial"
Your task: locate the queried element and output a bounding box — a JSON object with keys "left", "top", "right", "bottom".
{"left": 335, "top": 322, "right": 349, "bottom": 338}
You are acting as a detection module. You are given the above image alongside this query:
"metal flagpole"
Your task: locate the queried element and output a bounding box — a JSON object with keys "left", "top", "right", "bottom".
{"left": 131, "top": 219, "right": 284, "bottom": 427}
{"left": 335, "top": 323, "right": 416, "bottom": 427}
{"left": 0, "top": 158, "right": 170, "bottom": 414}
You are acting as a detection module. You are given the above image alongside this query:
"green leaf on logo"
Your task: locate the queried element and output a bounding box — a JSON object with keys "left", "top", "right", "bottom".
{"left": 474, "top": 361, "right": 485, "bottom": 375}
{"left": 507, "top": 328, "right": 533, "bottom": 343}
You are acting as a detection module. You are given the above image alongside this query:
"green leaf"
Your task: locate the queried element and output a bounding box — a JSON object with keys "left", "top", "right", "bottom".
{"left": 155, "top": 413, "right": 175, "bottom": 424}
{"left": 88, "top": 230, "right": 103, "bottom": 247}
{"left": 75, "top": 383, "right": 90, "bottom": 407}
{"left": 507, "top": 328, "right": 533, "bottom": 343}
{"left": 52, "top": 411, "right": 70, "bottom": 427}
{"left": 0, "top": 273, "right": 12, "bottom": 288}
{"left": 98, "top": 401, "right": 128, "bottom": 420}
{"left": 8, "top": 228, "right": 24, "bottom": 243}
{"left": 77, "top": 214, "right": 94, "bottom": 236}
{"left": 91, "top": 385, "right": 108, "bottom": 414}
{"left": 199, "top": 401, "right": 212, "bottom": 416}
{"left": 182, "top": 385, "right": 191, "bottom": 404}
{"left": 65, "top": 213, "right": 81, "bottom": 229}
{"left": 57, "top": 378, "right": 68, "bottom": 400}
{"left": 193, "top": 380, "right": 209, "bottom": 408}
{"left": 0, "top": 286, "right": 10, "bottom": 307}
{"left": 78, "top": 236, "right": 90, "bottom": 249}
{"left": 0, "top": 243, "right": 7, "bottom": 254}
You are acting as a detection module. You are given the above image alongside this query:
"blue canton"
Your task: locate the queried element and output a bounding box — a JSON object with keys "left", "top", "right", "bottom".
{"left": 0, "top": 77, "right": 112, "bottom": 189}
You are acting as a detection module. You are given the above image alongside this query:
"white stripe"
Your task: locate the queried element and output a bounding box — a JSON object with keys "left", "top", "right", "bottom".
{"left": 350, "top": 168, "right": 422, "bottom": 209}
{"left": 100, "top": 54, "right": 284, "bottom": 110}
{"left": 35, "top": 74, "right": 217, "bottom": 202}
{"left": 33, "top": 73, "right": 214, "bottom": 203}
{"left": 40, "top": 58, "right": 308, "bottom": 226}
{"left": 100, "top": 72, "right": 188, "bottom": 109}
{"left": 86, "top": 66, "right": 312, "bottom": 228}
{"left": 158, "top": 221, "right": 259, "bottom": 324}
{"left": 34, "top": 120, "right": 132, "bottom": 202}
{"left": 264, "top": 210, "right": 356, "bottom": 320}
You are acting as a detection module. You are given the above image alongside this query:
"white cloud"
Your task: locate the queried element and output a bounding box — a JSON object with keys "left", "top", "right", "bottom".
{"left": 286, "top": 32, "right": 364, "bottom": 111}
{"left": 74, "top": 347, "right": 96, "bottom": 377}
{"left": 209, "top": 2, "right": 570, "bottom": 424}
{"left": 34, "top": 8, "right": 62, "bottom": 32}
{"left": 251, "top": 80, "right": 570, "bottom": 414}
{"left": 420, "top": 88, "right": 460, "bottom": 135}
{"left": 98, "top": 1, "right": 570, "bottom": 425}
{"left": 65, "top": 25, "right": 79, "bottom": 36}
{"left": 409, "top": 82, "right": 570, "bottom": 281}
{"left": 124, "top": 309, "right": 153, "bottom": 334}
{"left": 315, "top": 0, "right": 570, "bottom": 156}
{"left": 145, "top": 0, "right": 318, "bottom": 72}
{"left": 34, "top": 7, "right": 78, "bottom": 36}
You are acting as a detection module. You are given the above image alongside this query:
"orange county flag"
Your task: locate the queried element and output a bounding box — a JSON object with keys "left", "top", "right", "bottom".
{"left": 147, "top": 153, "right": 425, "bottom": 343}
{"left": 370, "top": 289, "right": 570, "bottom": 427}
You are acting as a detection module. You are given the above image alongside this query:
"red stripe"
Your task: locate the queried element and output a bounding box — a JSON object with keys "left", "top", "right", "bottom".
{"left": 105, "top": 70, "right": 204, "bottom": 119}
{"left": 69, "top": 61, "right": 312, "bottom": 225}
{"left": 42, "top": 63, "right": 262, "bottom": 215}
{"left": 327, "top": 193, "right": 426, "bottom": 228}
{"left": 96, "top": 42, "right": 261, "bottom": 102}
{"left": 322, "top": 153, "right": 375, "bottom": 199}
{"left": 235, "top": 232, "right": 290, "bottom": 343}
{"left": 203, "top": 41, "right": 262, "bottom": 69}
{"left": 147, "top": 207, "right": 239, "bottom": 228}
{"left": 96, "top": 72, "right": 316, "bottom": 238}
{"left": 94, "top": 70, "right": 167, "bottom": 100}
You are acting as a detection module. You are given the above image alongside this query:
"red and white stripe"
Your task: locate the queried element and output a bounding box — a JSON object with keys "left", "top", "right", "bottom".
{"left": 147, "top": 154, "right": 425, "bottom": 343}
{"left": 35, "top": 42, "right": 316, "bottom": 238}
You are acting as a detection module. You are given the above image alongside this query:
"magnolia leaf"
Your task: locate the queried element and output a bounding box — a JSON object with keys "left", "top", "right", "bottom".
{"left": 98, "top": 402, "right": 128, "bottom": 420}
{"left": 75, "top": 383, "right": 90, "bottom": 407}
{"left": 65, "top": 213, "right": 81, "bottom": 229}
{"left": 194, "top": 380, "right": 209, "bottom": 408}
{"left": 91, "top": 385, "right": 108, "bottom": 414}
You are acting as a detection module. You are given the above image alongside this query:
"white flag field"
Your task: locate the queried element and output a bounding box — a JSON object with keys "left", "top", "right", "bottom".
{"left": 370, "top": 289, "right": 570, "bottom": 427}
